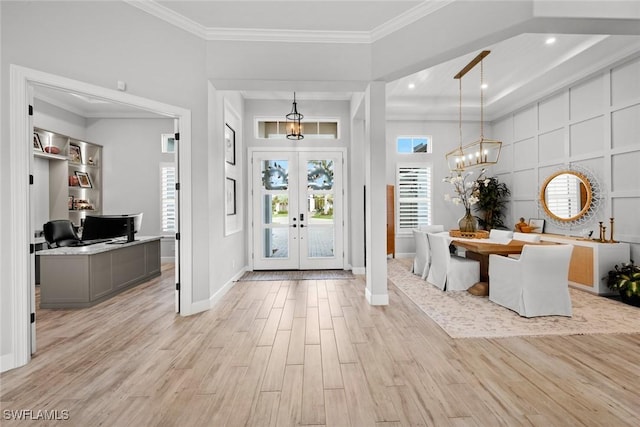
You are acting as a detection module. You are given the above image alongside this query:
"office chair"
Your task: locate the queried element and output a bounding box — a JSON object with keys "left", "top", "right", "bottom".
{"left": 43, "top": 220, "right": 81, "bottom": 248}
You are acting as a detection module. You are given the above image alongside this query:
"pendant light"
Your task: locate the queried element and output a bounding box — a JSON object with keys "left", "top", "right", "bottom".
{"left": 286, "top": 92, "right": 304, "bottom": 140}
{"left": 445, "top": 50, "right": 502, "bottom": 172}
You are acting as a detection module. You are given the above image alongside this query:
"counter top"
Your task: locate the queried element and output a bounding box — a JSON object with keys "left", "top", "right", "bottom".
{"left": 38, "top": 236, "right": 161, "bottom": 256}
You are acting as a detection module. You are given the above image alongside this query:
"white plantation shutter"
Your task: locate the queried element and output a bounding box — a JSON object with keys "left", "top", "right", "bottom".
{"left": 397, "top": 165, "right": 432, "bottom": 231}
{"left": 161, "top": 165, "right": 176, "bottom": 233}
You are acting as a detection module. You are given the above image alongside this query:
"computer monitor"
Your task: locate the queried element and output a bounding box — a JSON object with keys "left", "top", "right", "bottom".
{"left": 81, "top": 213, "right": 143, "bottom": 242}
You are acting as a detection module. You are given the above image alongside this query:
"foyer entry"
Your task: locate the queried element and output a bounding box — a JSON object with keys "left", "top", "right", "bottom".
{"left": 251, "top": 150, "right": 344, "bottom": 270}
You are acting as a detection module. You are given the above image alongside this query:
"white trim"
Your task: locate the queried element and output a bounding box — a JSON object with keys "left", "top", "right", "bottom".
{"left": 365, "top": 287, "right": 389, "bottom": 306}
{"left": 126, "top": 0, "right": 454, "bottom": 44}
{"left": 352, "top": 267, "right": 366, "bottom": 275}
{"left": 0, "top": 354, "right": 15, "bottom": 373}
{"left": 191, "top": 266, "right": 246, "bottom": 314}
{"left": 6, "top": 65, "right": 195, "bottom": 372}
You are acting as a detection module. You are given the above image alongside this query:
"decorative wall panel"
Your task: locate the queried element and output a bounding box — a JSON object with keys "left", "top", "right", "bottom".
{"left": 570, "top": 75, "right": 603, "bottom": 121}
{"left": 513, "top": 106, "right": 536, "bottom": 141}
{"left": 612, "top": 151, "right": 640, "bottom": 192}
{"left": 611, "top": 57, "right": 640, "bottom": 107}
{"left": 538, "top": 93, "right": 565, "bottom": 132}
{"left": 513, "top": 137, "right": 537, "bottom": 169}
{"left": 538, "top": 128, "right": 565, "bottom": 163}
{"left": 570, "top": 116, "right": 604, "bottom": 156}
{"left": 611, "top": 103, "right": 640, "bottom": 149}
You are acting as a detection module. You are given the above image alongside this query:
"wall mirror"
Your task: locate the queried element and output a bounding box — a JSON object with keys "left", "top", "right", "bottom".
{"left": 539, "top": 166, "right": 601, "bottom": 227}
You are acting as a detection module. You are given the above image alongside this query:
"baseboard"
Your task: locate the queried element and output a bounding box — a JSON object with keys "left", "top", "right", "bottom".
{"left": 352, "top": 267, "right": 366, "bottom": 275}
{"left": 161, "top": 257, "right": 176, "bottom": 263}
{"left": 210, "top": 266, "right": 247, "bottom": 308}
{"left": 0, "top": 352, "right": 16, "bottom": 373}
{"left": 394, "top": 253, "right": 414, "bottom": 259}
{"left": 365, "top": 287, "right": 389, "bottom": 305}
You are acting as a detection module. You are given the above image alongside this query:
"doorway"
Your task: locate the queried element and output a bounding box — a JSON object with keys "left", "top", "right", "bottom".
{"left": 7, "top": 65, "right": 194, "bottom": 372}
{"left": 251, "top": 150, "right": 345, "bottom": 270}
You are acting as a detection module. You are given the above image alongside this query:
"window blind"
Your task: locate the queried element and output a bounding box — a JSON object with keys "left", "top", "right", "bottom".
{"left": 397, "top": 166, "right": 432, "bottom": 231}
{"left": 161, "top": 165, "right": 176, "bottom": 232}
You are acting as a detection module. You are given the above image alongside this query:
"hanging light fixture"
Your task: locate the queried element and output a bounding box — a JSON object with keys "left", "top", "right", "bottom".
{"left": 446, "top": 50, "right": 502, "bottom": 172}
{"left": 286, "top": 92, "right": 304, "bottom": 140}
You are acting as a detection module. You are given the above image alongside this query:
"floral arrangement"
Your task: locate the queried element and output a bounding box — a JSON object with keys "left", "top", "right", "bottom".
{"left": 443, "top": 169, "right": 489, "bottom": 210}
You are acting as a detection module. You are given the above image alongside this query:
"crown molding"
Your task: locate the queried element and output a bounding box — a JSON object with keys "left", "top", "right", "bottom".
{"left": 371, "top": 0, "right": 456, "bottom": 42}
{"left": 125, "top": 0, "right": 453, "bottom": 44}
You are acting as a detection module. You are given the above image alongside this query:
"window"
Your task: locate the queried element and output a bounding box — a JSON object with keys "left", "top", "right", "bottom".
{"left": 396, "top": 165, "right": 432, "bottom": 231}
{"left": 397, "top": 136, "right": 431, "bottom": 153}
{"left": 256, "top": 118, "right": 339, "bottom": 139}
{"left": 160, "top": 164, "right": 176, "bottom": 233}
{"left": 161, "top": 133, "right": 176, "bottom": 153}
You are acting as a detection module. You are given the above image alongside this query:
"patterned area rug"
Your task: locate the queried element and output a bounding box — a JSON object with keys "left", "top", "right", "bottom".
{"left": 238, "top": 269, "right": 355, "bottom": 281}
{"left": 388, "top": 258, "right": 640, "bottom": 339}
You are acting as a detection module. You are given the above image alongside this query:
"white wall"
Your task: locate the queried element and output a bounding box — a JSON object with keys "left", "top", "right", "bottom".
{"left": 1, "top": 1, "right": 209, "bottom": 361}
{"left": 85, "top": 117, "right": 174, "bottom": 248}
{"left": 492, "top": 54, "right": 640, "bottom": 260}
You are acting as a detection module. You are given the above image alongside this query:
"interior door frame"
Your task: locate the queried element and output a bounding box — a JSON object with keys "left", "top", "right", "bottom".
{"left": 247, "top": 146, "right": 348, "bottom": 271}
{"left": 6, "top": 65, "right": 194, "bottom": 372}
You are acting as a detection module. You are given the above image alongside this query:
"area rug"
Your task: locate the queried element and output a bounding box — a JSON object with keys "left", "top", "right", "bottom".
{"left": 238, "top": 269, "right": 355, "bottom": 281}
{"left": 388, "top": 258, "right": 640, "bottom": 339}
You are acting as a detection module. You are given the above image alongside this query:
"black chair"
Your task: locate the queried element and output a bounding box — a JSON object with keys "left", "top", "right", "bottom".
{"left": 43, "top": 220, "right": 81, "bottom": 248}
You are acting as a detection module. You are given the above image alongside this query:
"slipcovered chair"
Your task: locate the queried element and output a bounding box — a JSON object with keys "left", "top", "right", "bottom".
{"left": 509, "top": 232, "right": 542, "bottom": 259}
{"left": 489, "top": 244, "right": 574, "bottom": 317}
{"left": 411, "top": 225, "right": 446, "bottom": 279}
{"left": 489, "top": 229, "right": 513, "bottom": 243}
{"left": 43, "top": 220, "right": 81, "bottom": 248}
{"left": 427, "top": 233, "right": 479, "bottom": 291}
{"left": 411, "top": 229, "right": 429, "bottom": 279}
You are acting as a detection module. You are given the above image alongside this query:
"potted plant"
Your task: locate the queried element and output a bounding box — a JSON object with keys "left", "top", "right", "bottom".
{"left": 473, "top": 176, "right": 511, "bottom": 230}
{"left": 605, "top": 260, "right": 640, "bottom": 307}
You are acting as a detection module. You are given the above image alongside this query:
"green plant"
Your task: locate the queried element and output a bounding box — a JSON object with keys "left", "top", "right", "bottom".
{"left": 473, "top": 176, "right": 510, "bottom": 230}
{"left": 605, "top": 260, "right": 640, "bottom": 305}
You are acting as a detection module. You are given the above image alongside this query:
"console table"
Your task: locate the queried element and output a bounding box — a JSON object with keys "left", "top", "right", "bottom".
{"left": 539, "top": 234, "right": 630, "bottom": 295}
{"left": 38, "top": 236, "right": 161, "bottom": 308}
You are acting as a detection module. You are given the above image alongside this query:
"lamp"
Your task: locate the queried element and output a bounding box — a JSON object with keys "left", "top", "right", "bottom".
{"left": 446, "top": 50, "right": 501, "bottom": 172}
{"left": 286, "top": 92, "right": 304, "bottom": 140}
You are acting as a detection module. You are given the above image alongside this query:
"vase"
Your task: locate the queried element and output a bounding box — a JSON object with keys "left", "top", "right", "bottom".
{"left": 458, "top": 208, "right": 477, "bottom": 233}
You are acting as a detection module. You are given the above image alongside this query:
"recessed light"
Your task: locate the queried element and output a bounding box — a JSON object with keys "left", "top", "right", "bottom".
{"left": 546, "top": 37, "right": 556, "bottom": 45}
{"left": 408, "top": 83, "right": 415, "bottom": 89}
{"left": 481, "top": 83, "right": 488, "bottom": 89}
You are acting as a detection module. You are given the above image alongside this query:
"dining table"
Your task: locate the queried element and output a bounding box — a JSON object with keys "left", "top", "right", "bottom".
{"left": 449, "top": 237, "right": 553, "bottom": 296}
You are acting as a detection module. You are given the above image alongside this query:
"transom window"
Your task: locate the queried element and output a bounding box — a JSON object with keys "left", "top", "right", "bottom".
{"left": 397, "top": 136, "right": 431, "bottom": 153}
{"left": 256, "top": 119, "right": 339, "bottom": 139}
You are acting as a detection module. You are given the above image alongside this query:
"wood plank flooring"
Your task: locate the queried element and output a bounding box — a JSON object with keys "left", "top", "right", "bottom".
{"left": 1, "top": 263, "right": 639, "bottom": 426}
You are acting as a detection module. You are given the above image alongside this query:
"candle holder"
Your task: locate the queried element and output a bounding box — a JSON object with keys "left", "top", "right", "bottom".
{"left": 598, "top": 221, "right": 605, "bottom": 242}
{"left": 609, "top": 217, "right": 617, "bottom": 243}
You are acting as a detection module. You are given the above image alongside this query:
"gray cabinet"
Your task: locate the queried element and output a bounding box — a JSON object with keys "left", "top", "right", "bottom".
{"left": 39, "top": 237, "right": 161, "bottom": 308}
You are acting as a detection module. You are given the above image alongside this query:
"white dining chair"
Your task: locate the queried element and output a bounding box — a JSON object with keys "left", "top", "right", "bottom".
{"left": 418, "top": 224, "right": 445, "bottom": 233}
{"left": 411, "top": 229, "right": 430, "bottom": 279}
{"left": 427, "top": 233, "right": 479, "bottom": 291}
{"left": 509, "top": 232, "right": 542, "bottom": 259}
{"left": 489, "top": 244, "right": 574, "bottom": 317}
{"left": 489, "top": 229, "right": 513, "bottom": 244}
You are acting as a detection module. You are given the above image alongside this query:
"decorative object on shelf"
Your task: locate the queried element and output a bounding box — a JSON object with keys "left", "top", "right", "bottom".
{"left": 444, "top": 168, "right": 488, "bottom": 232}
{"left": 69, "top": 143, "right": 82, "bottom": 163}
{"left": 75, "top": 171, "right": 92, "bottom": 188}
{"left": 445, "top": 50, "right": 501, "bottom": 172}
{"left": 88, "top": 156, "right": 95, "bottom": 165}
{"left": 474, "top": 176, "right": 510, "bottom": 230}
{"left": 514, "top": 217, "right": 532, "bottom": 232}
{"left": 605, "top": 260, "right": 640, "bottom": 307}
{"left": 68, "top": 195, "right": 74, "bottom": 210}
{"left": 225, "top": 123, "right": 236, "bottom": 165}
{"left": 449, "top": 229, "right": 489, "bottom": 239}
{"left": 69, "top": 175, "right": 79, "bottom": 187}
{"left": 44, "top": 145, "right": 60, "bottom": 154}
{"left": 285, "top": 92, "right": 304, "bottom": 140}
{"left": 33, "top": 132, "right": 44, "bottom": 152}
{"left": 538, "top": 164, "right": 603, "bottom": 228}
{"left": 74, "top": 199, "right": 93, "bottom": 210}
{"left": 528, "top": 218, "right": 545, "bottom": 233}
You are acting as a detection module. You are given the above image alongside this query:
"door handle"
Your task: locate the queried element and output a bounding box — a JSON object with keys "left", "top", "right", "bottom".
{"left": 300, "top": 213, "right": 304, "bottom": 221}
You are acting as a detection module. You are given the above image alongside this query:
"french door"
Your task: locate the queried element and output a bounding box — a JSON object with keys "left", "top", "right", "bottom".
{"left": 252, "top": 150, "right": 344, "bottom": 270}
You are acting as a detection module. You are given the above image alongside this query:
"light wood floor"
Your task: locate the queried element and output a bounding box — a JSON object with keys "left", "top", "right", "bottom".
{"left": 1, "top": 264, "right": 639, "bottom": 426}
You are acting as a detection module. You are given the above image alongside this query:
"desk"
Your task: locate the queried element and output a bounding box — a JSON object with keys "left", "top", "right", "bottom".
{"left": 39, "top": 236, "right": 161, "bottom": 308}
{"left": 450, "top": 239, "right": 547, "bottom": 296}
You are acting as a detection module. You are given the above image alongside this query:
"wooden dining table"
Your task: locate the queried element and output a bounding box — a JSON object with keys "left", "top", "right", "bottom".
{"left": 450, "top": 238, "right": 552, "bottom": 296}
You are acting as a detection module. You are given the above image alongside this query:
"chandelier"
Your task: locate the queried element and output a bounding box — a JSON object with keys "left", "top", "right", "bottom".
{"left": 286, "top": 92, "right": 304, "bottom": 140}
{"left": 446, "top": 50, "right": 502, "bottom": 172}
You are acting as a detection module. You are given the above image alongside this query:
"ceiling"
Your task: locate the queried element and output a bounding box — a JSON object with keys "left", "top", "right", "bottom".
{"left": 35, "top": 1, "right": 640, "bottom": 121}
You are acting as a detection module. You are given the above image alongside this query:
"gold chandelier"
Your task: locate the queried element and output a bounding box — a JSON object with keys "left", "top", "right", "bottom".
{"left": 286, "top": 92, "right": 304, "bottom": 140}
{"left": 446, "top": 50, "right": 502, "bottom": 172}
